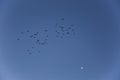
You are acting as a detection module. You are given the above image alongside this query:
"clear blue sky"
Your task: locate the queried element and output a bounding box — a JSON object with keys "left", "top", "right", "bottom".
{"left": 0, "top": 0, "right": 120, "bottom": 80}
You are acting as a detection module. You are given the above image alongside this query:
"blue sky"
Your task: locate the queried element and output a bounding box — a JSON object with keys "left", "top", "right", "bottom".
{"left": 0, "top": 0, "right": 120, "bottom": 80}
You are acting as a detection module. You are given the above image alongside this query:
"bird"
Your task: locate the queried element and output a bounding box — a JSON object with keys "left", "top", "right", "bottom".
{"left": 56, "top": 23, "right": 58, "bottom": 25}
{"left": 21, "top": 32, "right": 24, "bottom": 34}
{"left": 17, "top": 38, "right": 20, "bottom": 40}
{"left": 34, "top": 36, "right": 36, "bottom": 38}
{"left": 46, "top": 35, "right": 48, "bottom": 37}
{"left": 44, "top": 29, "right": 48, "bottom": 32}
{"left": 29, "top": 35, "right": 33, "bottom": 38}
{"left": 29, "top": 52, "right": 32, "bottom": 55}
{"left": 66, "top": 32, "right": 70, "bottom": 35}
{"left": 71, "top": 24, "right": 74, "bottom": 26}
{"left": 27, "top": 30, "right": 30, "bottom": 32}
{"left": 68, "top": 27, "right": 71, "bottom": 30}
{"left": 36, "top": 32, "right": 39, "bottom": 34}
{"left": 34, "top": 33, "right": 37, "bottom": 36}
{"left": 61, "top": 18, "right": 64, "bottom": 20}
{"left": 36, "top": 39, "right": 40, "bottom": 43}
{"left": 60, "top": 36, "right": 63, "bottom": 38}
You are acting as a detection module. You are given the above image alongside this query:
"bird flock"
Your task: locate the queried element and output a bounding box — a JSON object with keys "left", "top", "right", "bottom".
{"left": 17, "top": 18, "right": 80, "bottom": 55}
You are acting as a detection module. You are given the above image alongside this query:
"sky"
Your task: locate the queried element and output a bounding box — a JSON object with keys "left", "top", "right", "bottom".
{"left": 0, "top": 0, "right": 120, "bottom": 80}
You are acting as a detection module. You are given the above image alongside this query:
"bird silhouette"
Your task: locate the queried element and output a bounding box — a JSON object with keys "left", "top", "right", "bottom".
{"left": 17, "top": 38, "right": 20, "bottom": 40}
{"left": 27, "top": 30, "right": 30, "bottom": 32}
{"left": 61, "top": 18, "right": 64, "bottom": 21}
{"left": 21, "top": 32, "right": 24, "bottom": 34}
